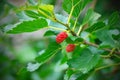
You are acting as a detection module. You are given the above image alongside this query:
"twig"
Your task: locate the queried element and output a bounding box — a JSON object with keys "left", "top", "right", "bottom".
{"left": 83, "top": 40, "right": 120, "bottom": 54}
{"left": 48, "top": 26, "right": 67, "bottom": 31}
{"left": 95, "top": 63, "right": 120, "bottom": 71}
{"left": 67, "top": 6, "right": 74, "bottom": 24}
{"left": 55, "top": 19, "right": 77, "bottom": 36}
{"left": 100, "top": 48, "right": 116, "bottom": 58}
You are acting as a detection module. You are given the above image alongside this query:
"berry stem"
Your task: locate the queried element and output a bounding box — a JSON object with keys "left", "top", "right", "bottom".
{"left": 55, "top": 17, "right": 120, "bottom": 54}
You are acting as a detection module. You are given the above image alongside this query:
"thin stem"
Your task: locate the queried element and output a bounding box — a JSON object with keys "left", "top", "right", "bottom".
{"left": 95, "top": 63, "right": 120, "bottom": 71}
{"left": 114, "top": 54, "right": 120, "bottom": 59}
{"left": 55, "top": 19, "right": 77, "bottom": 36}
{"left": 77, "top": 23, "right": 88, "bottom": 36}
{"left": 109, "top": 48, "right": 116, "bottom": 55}
{"left": 83, "top": 40, "right": 98, "bottom": 48}
{"left": 77, "top": 25, "right": 83, "bottom": 36}
{"left": 38, "top": 9, "right": 55, "bottom": 22}
{"left": 67, "top": 0, "right": 82, "bottom": 28}
{"left": 55, "top": 19, "right": 68, "bottom": 27}
{"left": 72, "top": 18, "right": 78, "bottom": 31}
{"left": 100, "top": 48, "right": 116, "bottom": 58}
{"left": 67, "top": 6, "right": 74, "bottom": 24}
{"left": 48, "top": 26, "right": 66, "bottom": 31}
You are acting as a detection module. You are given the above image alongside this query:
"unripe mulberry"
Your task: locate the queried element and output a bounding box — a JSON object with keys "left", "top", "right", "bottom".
{"left": 56, "top": 32, "right": 68, "bottom": 43}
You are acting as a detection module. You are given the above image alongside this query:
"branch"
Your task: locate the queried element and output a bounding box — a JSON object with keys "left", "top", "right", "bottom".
{"left": 48, "top": 26, "right": 66, "bottom": 31}
{"left": 55, "top": 18, "right": 77, "bottom": 36}
{"left": 52, "top": 13, "right": 120, "bottom": 55}
{"left": 83, "top": 40, "right": 120, "bottom": 54}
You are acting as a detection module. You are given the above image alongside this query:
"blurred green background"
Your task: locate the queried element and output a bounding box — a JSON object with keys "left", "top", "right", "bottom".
{"left": 0, "top": 0, "right": 120, "bottom": 80}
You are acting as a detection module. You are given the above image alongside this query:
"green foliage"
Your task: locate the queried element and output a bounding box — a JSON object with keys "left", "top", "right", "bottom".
{"left": 82, "top": 9, "right": 101, "bottom": 26}
{"left": 95, "top": 28, "right": 116, "bottom": 48}
{"left": 7, "top": 18, "right": 48, "bottom": 33}
{"left": 62, "top": 0, "right": 92, "bottom": 17}
{"left": 38, "top": 5, "right": 54, "bottom": 19}
{"left": 64, "top": 69, "right": 91, "bottom": 80}
{"left": 86, "top": 21, "right": 105, "bottom": 32}
{"left": 108, "top": 12, "right": 119, "bottom": 27}
{"left": 24, "top": 10, "right": 41, "bottom": 19}
{"left": 68, "top": 48, "right": 100, "bottom": 73}
{"left": 35, "top": 42, "right": 61, "bottom": 63}
{"left": 44, "top": 30, "right": 57, "bottom": 36}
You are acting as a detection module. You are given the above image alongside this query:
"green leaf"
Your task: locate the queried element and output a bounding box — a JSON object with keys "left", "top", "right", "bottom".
{"left": 16, "top": 11, "right": 32, "bottom": 20}
{"left": 65, "top": 37, "right": 74, "bottom": 44}
{"left": 86, "top": 21, "right": 105, "bottom": 32}
{"left": 44, "top": 30, "right": 57, "bottom": 36}
{"left": 7, "top": 18, "right": 48, "bottom": 34}
{"left": 108, "top": 12, "right": 119, "bottom": 26}
{"left": 24, "top": 10, "right": 42, "bottom": 18}
{"left": 74, "top": 37, "right": 84, "bottom": 43}
{"left": 64, "top": 69, "right": 90, "bottom": 80}
{"left": 64, "top": 69, "right": 74, "bottom": 80}
{"left": 82, "top": 9, "right": 101, "bottom": 26}
{"left": 62, "top": 0, "right": 92, "bottom": 17}
{"left": 60, "top": 55, "right": 68, "bottom": 65}
{"left": 95, "top": 28, "right": 116, "bottom": 47}
{"left": 39, "top": 5, "right": 54, "bottom": 14}
{"left": 35, "top": 42, "right": 61, "bottom": 63}
{"left": 27, "top": 62, "right": 41, "bottom": 72}
{"left": 67, "top": 48, "right": 100, "bottom": 73}
{"left": 72, "top": 45, "right": 82, "bottom": 57}
{"left": 38, "top": 5, "right": 54, "bottom": 17}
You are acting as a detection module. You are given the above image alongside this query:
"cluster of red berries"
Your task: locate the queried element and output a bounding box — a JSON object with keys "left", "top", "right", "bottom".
{"left": 56, "top": 32, "right": 75, "bottom": 52}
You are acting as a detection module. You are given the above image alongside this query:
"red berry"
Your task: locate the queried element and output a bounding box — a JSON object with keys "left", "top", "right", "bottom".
{"left": 56, "top": 32, "right": 68, "bottom": 43}
{"left": 66, "top": 44, "right": 75, "bottom": 52}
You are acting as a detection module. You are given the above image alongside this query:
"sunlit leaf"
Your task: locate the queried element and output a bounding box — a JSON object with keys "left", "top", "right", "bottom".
{"left": 35, "top": 42, "right": 61, "bottom": 63}
{"left": 24, "top": 10, "right": 42, "bottom": 18}
{"left": 82, "top": 9, "right": 101, "bottom": 26}
{"left": 27, "top": 62, "right": 41, "bottom": 72}
{"left": 62, "top": 0, "right": 92, "bottom": 17}
{"left": 7, "top": 18, "right": 48, "bottom": 34}
{"left": 38, "top": 5, "right": 54, "bottom": 17}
